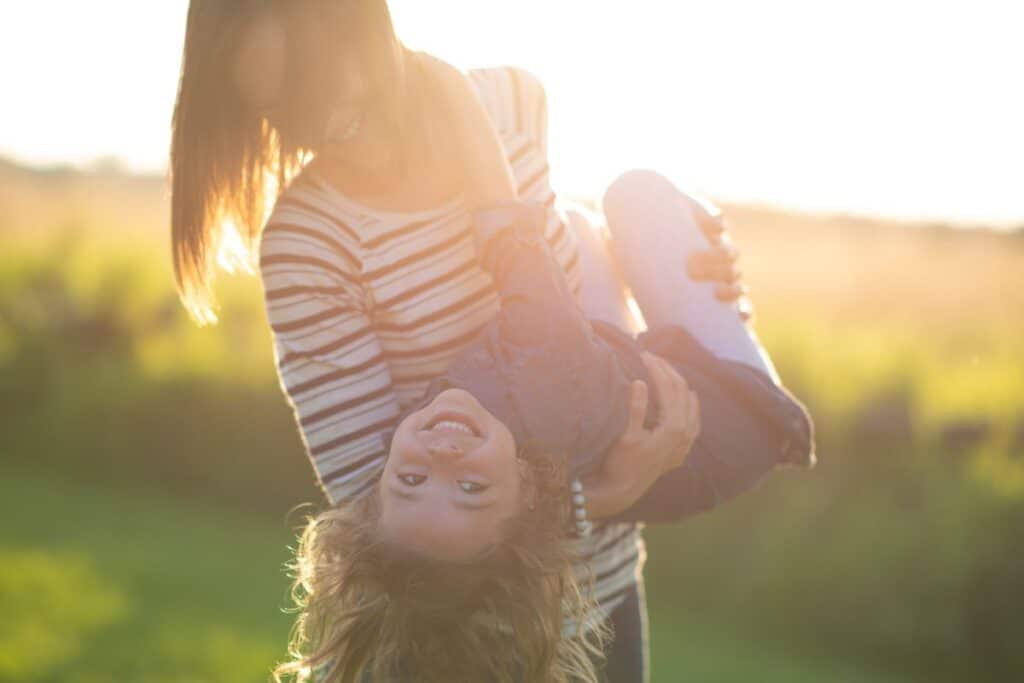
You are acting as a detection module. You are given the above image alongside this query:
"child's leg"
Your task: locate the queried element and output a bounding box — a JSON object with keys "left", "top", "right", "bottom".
{"left": 563, "top": 204, "right": 643, "bottom": 335}
{"left": 602, "top": 168, "right": 781, "bottom": 385}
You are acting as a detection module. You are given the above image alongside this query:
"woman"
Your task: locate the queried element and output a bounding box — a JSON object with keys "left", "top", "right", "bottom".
{"left": 170, "top": 1, "right": 767, "bottom": 679}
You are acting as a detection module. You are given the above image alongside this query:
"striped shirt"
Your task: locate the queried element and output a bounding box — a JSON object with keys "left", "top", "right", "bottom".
{"left": 259, "top": 65, "right": 644, "bottom": 626}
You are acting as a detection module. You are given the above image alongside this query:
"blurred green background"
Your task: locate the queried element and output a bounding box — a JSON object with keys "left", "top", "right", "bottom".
{"left": 2, "top": 158, "right": 1023, "bottom": 682}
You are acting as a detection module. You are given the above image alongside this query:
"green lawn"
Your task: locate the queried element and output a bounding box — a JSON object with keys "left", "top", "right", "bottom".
{"left": 1, "top": 464, "right": 944, "bottom": 683}
{"left": 0, "top": 464, "right": 295, "bottom": 683}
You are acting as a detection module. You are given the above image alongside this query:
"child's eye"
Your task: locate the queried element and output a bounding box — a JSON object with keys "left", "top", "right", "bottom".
{"left": 458, "top": 481, "right": 489, "bottom": 494}
{"left": 398, "top": 474, "right": 426, "bottom": 487}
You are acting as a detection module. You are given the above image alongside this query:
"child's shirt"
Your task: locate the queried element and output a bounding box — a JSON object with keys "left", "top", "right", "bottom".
{"left": 407, "top": 200, "right": 814, "bottom": 521}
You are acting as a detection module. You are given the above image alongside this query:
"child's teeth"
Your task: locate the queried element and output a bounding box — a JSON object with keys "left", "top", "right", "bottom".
{"left": 432, "top": 420, "right": 473, "bottom": 434}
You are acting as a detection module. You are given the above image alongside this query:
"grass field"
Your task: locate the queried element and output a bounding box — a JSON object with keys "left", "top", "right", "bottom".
{"left": 0, "top": 463, "right": 293, "bottom": 683}
{"left": 2, "top": 158, "right": 1022, "bottom": 681}
{"left": 0, "top": 463, "right": 954, "bottom": 682}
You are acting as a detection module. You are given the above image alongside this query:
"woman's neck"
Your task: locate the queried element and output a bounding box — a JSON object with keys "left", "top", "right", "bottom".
{"left": 310, "top": 50, "right": 464, "bottom": 212}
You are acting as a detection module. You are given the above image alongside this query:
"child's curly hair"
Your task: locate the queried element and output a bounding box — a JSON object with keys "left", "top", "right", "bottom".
{"left": 273, "top": 448, "right": 609, "bottom": 683}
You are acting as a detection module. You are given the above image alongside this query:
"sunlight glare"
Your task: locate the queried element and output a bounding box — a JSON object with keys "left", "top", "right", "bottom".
{"left": 626, "top": 295, "right": 647, "bottom": 335}
{"left": 0, "top": 1, "right": 1020, "bottom": 226}
{"left": 216, "top": 220, "right": 255, "bottom": 277}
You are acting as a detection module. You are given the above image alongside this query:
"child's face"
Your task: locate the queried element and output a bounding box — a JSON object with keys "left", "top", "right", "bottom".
{"left": 380, "top": 388, "right": 524, "bottom": 561}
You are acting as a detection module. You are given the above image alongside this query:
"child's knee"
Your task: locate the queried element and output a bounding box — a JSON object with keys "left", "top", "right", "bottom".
{"left": 601, "top": 168, "right": 706, "bottom": 245}
{"left": 604, "top": 168, "right": 678, "bottom": 206}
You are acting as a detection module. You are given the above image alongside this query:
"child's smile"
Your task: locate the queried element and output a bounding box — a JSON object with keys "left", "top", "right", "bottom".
{"left": 379, "top": 388, "right": 526, "bottom": 561}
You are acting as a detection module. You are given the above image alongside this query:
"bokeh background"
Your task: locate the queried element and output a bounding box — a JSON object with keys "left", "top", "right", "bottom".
{"left": 2, "top": 1, "right": 1022, "bottom": 681}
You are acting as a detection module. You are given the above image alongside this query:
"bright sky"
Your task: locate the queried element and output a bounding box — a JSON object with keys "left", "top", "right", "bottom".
{"left": 1, "top": 0, "right": 1021, "bottom": 227}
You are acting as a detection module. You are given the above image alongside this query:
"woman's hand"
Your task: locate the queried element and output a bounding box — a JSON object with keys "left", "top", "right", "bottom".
{"left": 582, "top": 352, "right": 701, "bottom": 520}
{"left": 686, "top": 201, "right": 754, "bottom": 321}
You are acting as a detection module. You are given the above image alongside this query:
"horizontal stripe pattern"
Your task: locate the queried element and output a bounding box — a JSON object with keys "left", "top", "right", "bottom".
{"left": 259, "top": 64, "right": 642, "bottom": 625}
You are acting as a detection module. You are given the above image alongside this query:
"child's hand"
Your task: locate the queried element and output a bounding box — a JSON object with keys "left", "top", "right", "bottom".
{"left": 583, "top": 354, "right": 700, "bottom": 520}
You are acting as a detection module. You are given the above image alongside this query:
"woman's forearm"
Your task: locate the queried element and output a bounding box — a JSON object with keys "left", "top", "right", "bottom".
{"left": 609, "top": 358, "right": 813, "bottom": 525}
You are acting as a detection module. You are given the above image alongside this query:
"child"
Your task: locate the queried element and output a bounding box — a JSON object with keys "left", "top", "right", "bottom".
{"left": 276, "top": 171, "right": 814, "bottom": 683}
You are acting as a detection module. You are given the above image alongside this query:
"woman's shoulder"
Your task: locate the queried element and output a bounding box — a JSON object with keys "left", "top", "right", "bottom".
{"left": 417, "top": 53, "right": 547, "bottom": 134}
{"left": 469, "top": 64, "right": 547, "bottom": 123}
{"left": 259, "top": 172, "right": 363, "bottom": 270}
{"left": 465, "top": 62, "right": 546, "bottom": 100}
{"left": 417, "top": 51, "right": 538, "bottom": 91}
{"left": 264, "top": 171, "right": 346, "bottom": 229}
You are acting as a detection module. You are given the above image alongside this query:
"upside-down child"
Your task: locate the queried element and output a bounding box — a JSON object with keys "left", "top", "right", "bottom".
{"left": 278, "top": 170, "right": 815, "bottom": 683}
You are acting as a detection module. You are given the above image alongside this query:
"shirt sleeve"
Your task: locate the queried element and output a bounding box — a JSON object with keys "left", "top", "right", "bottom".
{"left": 504, "top": 66, "right": 582, "bottom": 295}
{"left": 259, "top": 219, "right": 402, "bottom": 507}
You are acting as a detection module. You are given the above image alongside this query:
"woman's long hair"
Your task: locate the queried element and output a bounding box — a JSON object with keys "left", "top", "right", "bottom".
{"left": 170, "top": 0, "right": 434, "bottom": 324}
{"left": 274, "top": 449, "right": 609, "bottom": 683}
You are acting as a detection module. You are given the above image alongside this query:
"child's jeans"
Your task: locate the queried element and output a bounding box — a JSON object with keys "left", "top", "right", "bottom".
{"left": 565, "top": 168, "right": 782, "bottom": 682}
{"left": 571, "top": 168, "right": 779, "bottom": 383}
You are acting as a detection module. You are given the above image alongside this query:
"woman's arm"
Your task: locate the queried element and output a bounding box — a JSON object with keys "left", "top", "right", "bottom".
{"left": 587, "top": 327, "right": 815, "bottom": 524}
{"left": 259, "top": 214, "right": 402, "bottom": 506}
{"left": 501, "top": 67, "right": 584, "bottom": 289}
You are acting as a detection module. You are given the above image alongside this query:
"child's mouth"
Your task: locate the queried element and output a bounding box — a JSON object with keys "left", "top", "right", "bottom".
{"left": 424, "top": 412, "right": 481, "bottom": 437}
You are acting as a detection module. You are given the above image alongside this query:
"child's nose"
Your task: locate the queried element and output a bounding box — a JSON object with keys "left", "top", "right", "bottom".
{"left": 427, "top": 439, "right": 465, "bottom": 460}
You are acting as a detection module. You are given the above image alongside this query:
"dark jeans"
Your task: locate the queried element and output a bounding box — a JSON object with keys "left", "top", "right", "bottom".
{"left": 591, "top": 580, "right": 650, "bottom": 683}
